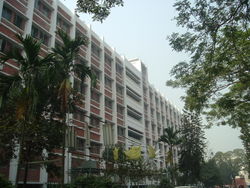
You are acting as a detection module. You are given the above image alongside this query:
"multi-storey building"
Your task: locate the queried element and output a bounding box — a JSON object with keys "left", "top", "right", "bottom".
{"left": 0, "top": 0, "right": 182, "bottom": 187}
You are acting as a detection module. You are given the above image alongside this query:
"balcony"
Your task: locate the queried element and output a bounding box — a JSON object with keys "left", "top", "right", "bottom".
{"left": 116, "top": 95, "right": 124, "bottom": 105}
{"left": 78, "top": 46, "right": 87, "bottom": 58}
{"left": 118, "top": 135, "right": 125, "bottom": 143}
{"left": 116, "top": 72, "right": 123, "bottom": 84}
{"left": 91, "top": 57, "right": 100, "bottom": 69}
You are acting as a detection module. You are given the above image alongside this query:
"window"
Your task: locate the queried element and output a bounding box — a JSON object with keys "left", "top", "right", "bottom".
{"left": 91, "top": 91, "right": 100, "bottom": 103}
{"left": 117, "top": 126, "right": 125, "bottom": 136}
{"left": 0, "top": 39, "right": 13, "bottom": 53}
{"left": 158, "top": 128, "right": 161, "bottom": 135}
{"left": 128, "top": 130, "right": 142, "bottom": 141}
{"left": 2, "top": 6, "right": 12, "bottom": 21}
{"left": 152, "top": 125, "right": 155, "bottom": 133}
{"left": 126, "top": 86, "right": 141, "bottom": 102}
{"left": 73, "top": 109, "right": 85, "bottom": 122}
{"left": 35, "top": 0, "right": 51, "bottom": 18}
{"left": 105, "top": 54, "right": 112, "bottom": 67}
{"left": 117, "top": 105, "right": 124, "bottom": 115}
{"left": 76, "top": 137, "right": 85, "bottom": 151}
{"left": 74, "top": 78, "right": 85, "bottom": 94}
{"left": 116, "top": 85, "right": 123, "bottom": 97}
{"left": 105, "top": 77, "right": 112, "bottom": 89}
{"left": 57, "top": 16, "right": 70, "bottom": 33}
{"left": 126, "top": 68, "right": 140, "bottom": 85}
{"left": 14, "top": 14, "right": 23, "bottom": 28}
{"left": 91, "top": 43, "right": 101, "bottom": 58}
{"left": 31, "top": 25, "right": 50, "bottom": 46}
{"left": 90, "top": 116, "right": 100, "bottom": 127}
{"left": 105, "top": 98, "right": 112, "bottom": 109}
{"left": 92, "top": 69, "right": 101, "bottom": 81}
{"left": 75, "top": 30, "right": 88, "bottom": 47}
{"left": 90, "top": 142, "right": 100, "bottom": 154}
{"left": 116, "top": 63, "right": 123, "bottom": 75}
{"left": 2, "top": 6, "right": 24, "bottom": 29}
{"left": 127, "top": 106, "right": 142, "bottom": 121}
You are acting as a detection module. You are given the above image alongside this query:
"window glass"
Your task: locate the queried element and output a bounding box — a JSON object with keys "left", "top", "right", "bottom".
{"left": 105, "top": 98, "right": 112, "bottom": 109}
{"left": 2, "top": 6, "right": 12, "bottom": 21}
{"left": 105, "top": 54, "right": 112, "bottom": 67}
{"left": 90, "top": 142, "right": 100, "bottom": 154}
{"left": 57, "top": 16, "right": 70, "bottom": 33}
{"left": 73, "top": 109, "right": 85, "bottom": 122}
{"left": 92, "top": 69, "right": 101, "bottom": 81}
{"left": 116, "top": 86, "right": 123, "bottom": 96}
{"left": 117, "top": 126, "right": 125, "bottom": 136}
{"left": 76, "top": 138, "right": 85, "bottom": 151}
{"left": 74, "top": 78, "right": 85, "bottom": 94}
{"left": 35, "top": 0, "right": 51, "bottom": 18}
{"left": 0, "top": 39, "right": 12, "bottom": 53}
{"left": 14, "top": 14, "right": 23, "bottom": 29}
{"left": 91, "top": 91, "right": 100, "bottom": 103}
{"left": 117, "top": 105, "right": 124, "bottom": 115}
{"left": 31, "top": 26, "right": 50, "bottom": 46}
{"left": 90, "top": 116, "right": 100, "bottom": 127}
{"left": 116, "top": 63, "right": 123, "bottom": 75}
{"left": 105, "top": 77, "right": 112, "bottom": 89}
{"left": 91, "top": 43, "right": 101, "bottom": 58}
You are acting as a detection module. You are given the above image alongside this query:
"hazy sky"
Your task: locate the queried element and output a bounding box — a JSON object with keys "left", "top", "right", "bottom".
{"left": 63, "top": 0, "right": 243, "bottom": 153}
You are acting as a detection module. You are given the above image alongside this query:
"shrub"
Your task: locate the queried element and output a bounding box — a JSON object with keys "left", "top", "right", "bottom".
{"left": 0, "top": 175, "right": 13, "bottom": 188}
{"left": 72, "top": 175, "right": 120, "bottom": 188}
{"left": 158, "top": 176, "right": 174, "bottom": 188}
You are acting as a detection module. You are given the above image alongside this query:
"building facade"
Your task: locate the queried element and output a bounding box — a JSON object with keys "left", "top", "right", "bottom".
{"left": 0, "top": 0, "right": 182, "bottom": 186}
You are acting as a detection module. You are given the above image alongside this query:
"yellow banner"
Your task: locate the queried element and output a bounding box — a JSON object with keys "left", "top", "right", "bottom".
{"left": 124, "top": 146, "right": 141, "bottom": 160}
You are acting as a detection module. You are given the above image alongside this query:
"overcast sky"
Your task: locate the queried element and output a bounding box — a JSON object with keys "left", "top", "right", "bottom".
{"left": 63, "top": 0, "right": 243, "bottom": 153}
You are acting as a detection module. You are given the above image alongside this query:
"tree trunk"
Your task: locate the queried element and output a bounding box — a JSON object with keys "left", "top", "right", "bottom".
{"left": 15, "top": 130, "right": 25, "bottom": 188}
{"left": 170, "top": 145, "right": 175, "bottom": 185}
{"left": 15, "top": 155, "right": 21, "bottom": 188}
{"left": 23, "top": 161, "right": 29, "bottom": 188}
{"left": 61, "top": 120, "right": 66, "bottom": 188}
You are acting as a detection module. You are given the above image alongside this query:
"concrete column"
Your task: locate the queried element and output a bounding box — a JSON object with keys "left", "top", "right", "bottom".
{"left": 24, "top": 0, "right": 35, "bottom": 35}
{"left": 0, "top": 0, "right": 4, "bottom": 21}
{"left": 50, "top": 0, "right": 58, "bottom": 48}
{"left": 112, "top": 48, "right": 118, "bottom": 144}
{"left": 40, "top": 166, "right": 48, "bottom": 188}
{"left": 85, "top": 24, "right": 92, "bottom": 160}
{"left": 64, "top": 148, "right": 72, "bottom": 184}
{"left": 8, "top": 146, "right": 19, "bottom": 184}
{"left": 99, "top": 36, "right": 105, "bottom": 156}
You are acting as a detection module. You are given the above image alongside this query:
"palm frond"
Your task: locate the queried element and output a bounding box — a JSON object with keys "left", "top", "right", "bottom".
{"left": 16, "top": 34, "right": 41, "bottom": 66}
{"left": 0, "top": 73, "right": 21, "bottom": 108}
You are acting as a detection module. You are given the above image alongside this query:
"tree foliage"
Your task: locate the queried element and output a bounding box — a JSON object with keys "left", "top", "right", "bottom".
{"left": 72, "top": 175, "right": 119, "bottom": 188}
{"left": 0, "top": 175, "right": 13, "bottom": 188}
{"left": 0, "top": 30, "right": 95, "bottom": 186}
{"left": 159, "top": 126, "right": 182, "bottom": 185}
{"left": 178, "top": 109, "right": 206, "bottom": 185}
{"left": 102, "top": 145, "right": 161, "bottom": 186}
{"left": 159, "top": 127, "right": 182, "bottom": 167}
{"left": 213, "top": 149, "right": 246, "bottom": 185}
{"left": 201, "top": 158, "right": 221, "bottom": 188}
{"left": 167, "top": 0, "right": 250, "bottom": 173}
{"left": 201, "top": 149, "right": 246, "bottom": 187}
{"left": 0, "top": 34, "right": 63, "bottom": 186}
{"left": 76, "top": 0, "right": 124, "bottom": 21}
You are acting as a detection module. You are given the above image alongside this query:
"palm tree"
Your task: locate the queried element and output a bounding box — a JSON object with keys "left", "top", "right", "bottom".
{"left": 159, "top": 126, "right": 182, "bottom": 184}
{"left": 0, "top": 34, "right": 58, "bottom": 188}
{"left": 51, "top": 29, "right": 95, "bottom": 186}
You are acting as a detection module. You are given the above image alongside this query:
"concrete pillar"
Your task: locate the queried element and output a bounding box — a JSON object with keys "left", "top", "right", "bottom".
{"left": 24, "top": 0, "right": 35, "bottom": 35}
{"left": 9, "top": 146, "right": 19, "bottom": 184}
